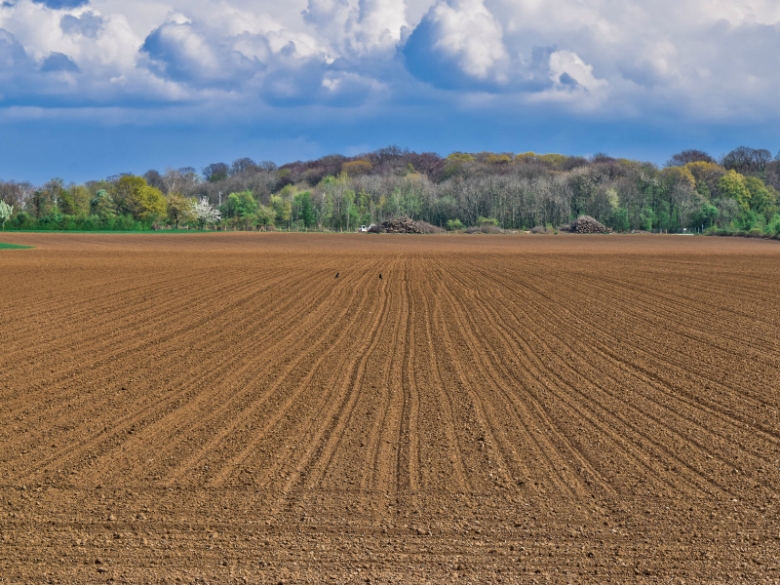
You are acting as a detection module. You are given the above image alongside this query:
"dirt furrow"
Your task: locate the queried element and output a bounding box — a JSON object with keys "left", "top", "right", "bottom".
{"left": 3, "top": 233, "right": 780, "bottom": 584}
{"left": 458, "top": 265, "right": 733, "bottom": 498}
{"left": 485, "top": 262, "right": 780, "bottom": 478}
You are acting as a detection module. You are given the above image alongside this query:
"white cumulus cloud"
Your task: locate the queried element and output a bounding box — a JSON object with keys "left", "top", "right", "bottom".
{"left": 0, "top": 0, "right": 779, "bottom": 122}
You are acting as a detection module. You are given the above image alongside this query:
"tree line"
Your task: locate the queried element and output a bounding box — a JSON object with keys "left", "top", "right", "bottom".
{"left": 2, "top": 146, "right": 780, "bottom": 236}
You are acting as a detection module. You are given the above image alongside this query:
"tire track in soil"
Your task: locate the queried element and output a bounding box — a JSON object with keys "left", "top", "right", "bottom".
{"left": 393, "top": 273, "right": 420, "bottom": 492}
{"left": 359, "top": 262, "right": 414, "bottom": 494}
{"left": 251, "top": 259, "right": 399, "bottom": 497}
{"left": 403, "top": 259, "right": 470, "bottom": 493}
{"left": 307, "top": 258, "right": 408, "bottom": 495}
{"left": 188, "top": 267, "right": 387, "bottom": 492}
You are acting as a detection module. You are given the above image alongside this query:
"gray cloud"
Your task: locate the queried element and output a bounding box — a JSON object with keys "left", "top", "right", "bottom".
{"left": 0, "top": 28, "right": 29, "bottom": 69}
{"left": 41, "top": 51, "right": 79, "bottom": 72}
{"left": 142, "top": 20, "right": 261, "bottom": 88}
{"left": 60, "top": 12, "right": 104, "bottom": 37}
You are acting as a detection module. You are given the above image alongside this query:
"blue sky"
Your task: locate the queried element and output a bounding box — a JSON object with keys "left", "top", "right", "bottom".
{"left": 2, "top": 0, "right": 780, "bottom": 183}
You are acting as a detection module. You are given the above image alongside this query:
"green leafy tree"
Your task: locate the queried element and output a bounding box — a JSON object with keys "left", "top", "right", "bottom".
{"left": 477, "top": 216, "right": 499, "bottom": 226}
{"left": 767, "top": 214, "right": 780, "bottom": 236}
{"left": 744, "top": 176, "right": 778, "bottom": 219}
{"left": 227, "top": 191, "right": 258, "bottom": 218}
{"left": 91, "top": 190, "right": 116, "bottom": 220}
{"left": 255, "top": 204, "right": 275, "bottom": 228}
{"left": 639, "top": 206, "right": 655, "bottom": 231}
{"left": 610, "top": 207, "right": 630, "bottom": 232}
{"left": 692, "top": 203, "right": 719, "bottom": 229}
{"left": 294, "top": 191, "right": 315, "bottom": 228}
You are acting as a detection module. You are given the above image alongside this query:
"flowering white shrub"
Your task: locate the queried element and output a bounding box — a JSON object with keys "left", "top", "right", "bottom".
{"left": 0, "top": 200, "right": 13, "bottom": 231}
{"left": 192, "top": 197, "right": 221, "bottom": 229}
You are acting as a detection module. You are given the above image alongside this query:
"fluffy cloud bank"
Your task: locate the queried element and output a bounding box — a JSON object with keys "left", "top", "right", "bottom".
{"left": 1, "top": 0, "right": 780, "bottom": 119}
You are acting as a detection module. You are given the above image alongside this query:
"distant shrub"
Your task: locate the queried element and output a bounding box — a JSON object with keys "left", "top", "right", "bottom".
{"left": 768, "top": 214, "right": 780, "bottom": 236}
{"left": 466, "top": 225, "right": 505, "bottom": 234}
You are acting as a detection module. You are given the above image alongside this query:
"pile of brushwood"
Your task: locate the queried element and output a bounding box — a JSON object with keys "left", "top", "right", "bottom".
{"left": 560, "top": 216, "right": 611, "bottom": 234}
{"left": 368, "top": 217, "right": 445, "bottom": 234}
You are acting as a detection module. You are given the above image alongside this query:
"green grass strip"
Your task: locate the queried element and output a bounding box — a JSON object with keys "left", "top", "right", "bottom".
{"left": 0, "top": 242, "right": 33, "bottom": 249}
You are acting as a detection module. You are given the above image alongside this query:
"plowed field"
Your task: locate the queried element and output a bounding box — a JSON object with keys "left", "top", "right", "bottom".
{"left": 1, "top": 233, "right": 779, "bottom": 584}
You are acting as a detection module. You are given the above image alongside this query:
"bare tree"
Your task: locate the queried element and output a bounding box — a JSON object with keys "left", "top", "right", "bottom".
{"left": 666, "top": 149, "right": 715, "bottom": 167}
{"left": 722, "top": 146, "right": 772, "bottom": 174}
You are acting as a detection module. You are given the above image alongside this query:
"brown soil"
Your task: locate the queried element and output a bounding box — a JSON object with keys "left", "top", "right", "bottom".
{"left": 1, "top": 233, "right": 779, "bottom": 584}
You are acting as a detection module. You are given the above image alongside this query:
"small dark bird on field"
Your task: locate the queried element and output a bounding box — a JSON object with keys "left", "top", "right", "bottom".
{"left": 335, "top": 272, "right": 340, "bottom": 278}
{"left": 379, "top": 273, "right": 382, "bottom": 279}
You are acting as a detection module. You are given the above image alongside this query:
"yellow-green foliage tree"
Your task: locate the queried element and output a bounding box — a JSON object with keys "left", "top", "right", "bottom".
{"left": 685, "top": 161, "right": 726, "bottom": 198}
{"left": 166, "top": 192, "right": 196, "bottom": 228}
{"left": 537, "top": 153, "right": 568, "bottom": 168}
{"left": 661, "top": 166, "right": 696, "bottom": 190}
{"left": 442, "top": 152, "right": 475, "bottom": 179}
{"left": 134, "top": 184, "right": 167, "bottom": 220}
{"left": 270, "top": 194, "right": 292, "bottom": 226}
{"left": 57, "top": 184, "right": 91, "bottom": 217}
{"left": 112, "top": 175, "right": 167, "bottom": 221}
{"left": 744, "top": 176, "right": 779, "bottom": 219}
{"left": 112, "top": 175, "right": 145, "bottom": 215}
{"left": 71, "top": 185, "right": 92, "bottom": 216}
{"left": 485, "top": 153, "right": 512, "bottom": 165}
{"left": 255, "top": 204, "right": 275, "bottom": 227}
{"left": 718, "top": 170, "right": 752, "bottom": 213}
